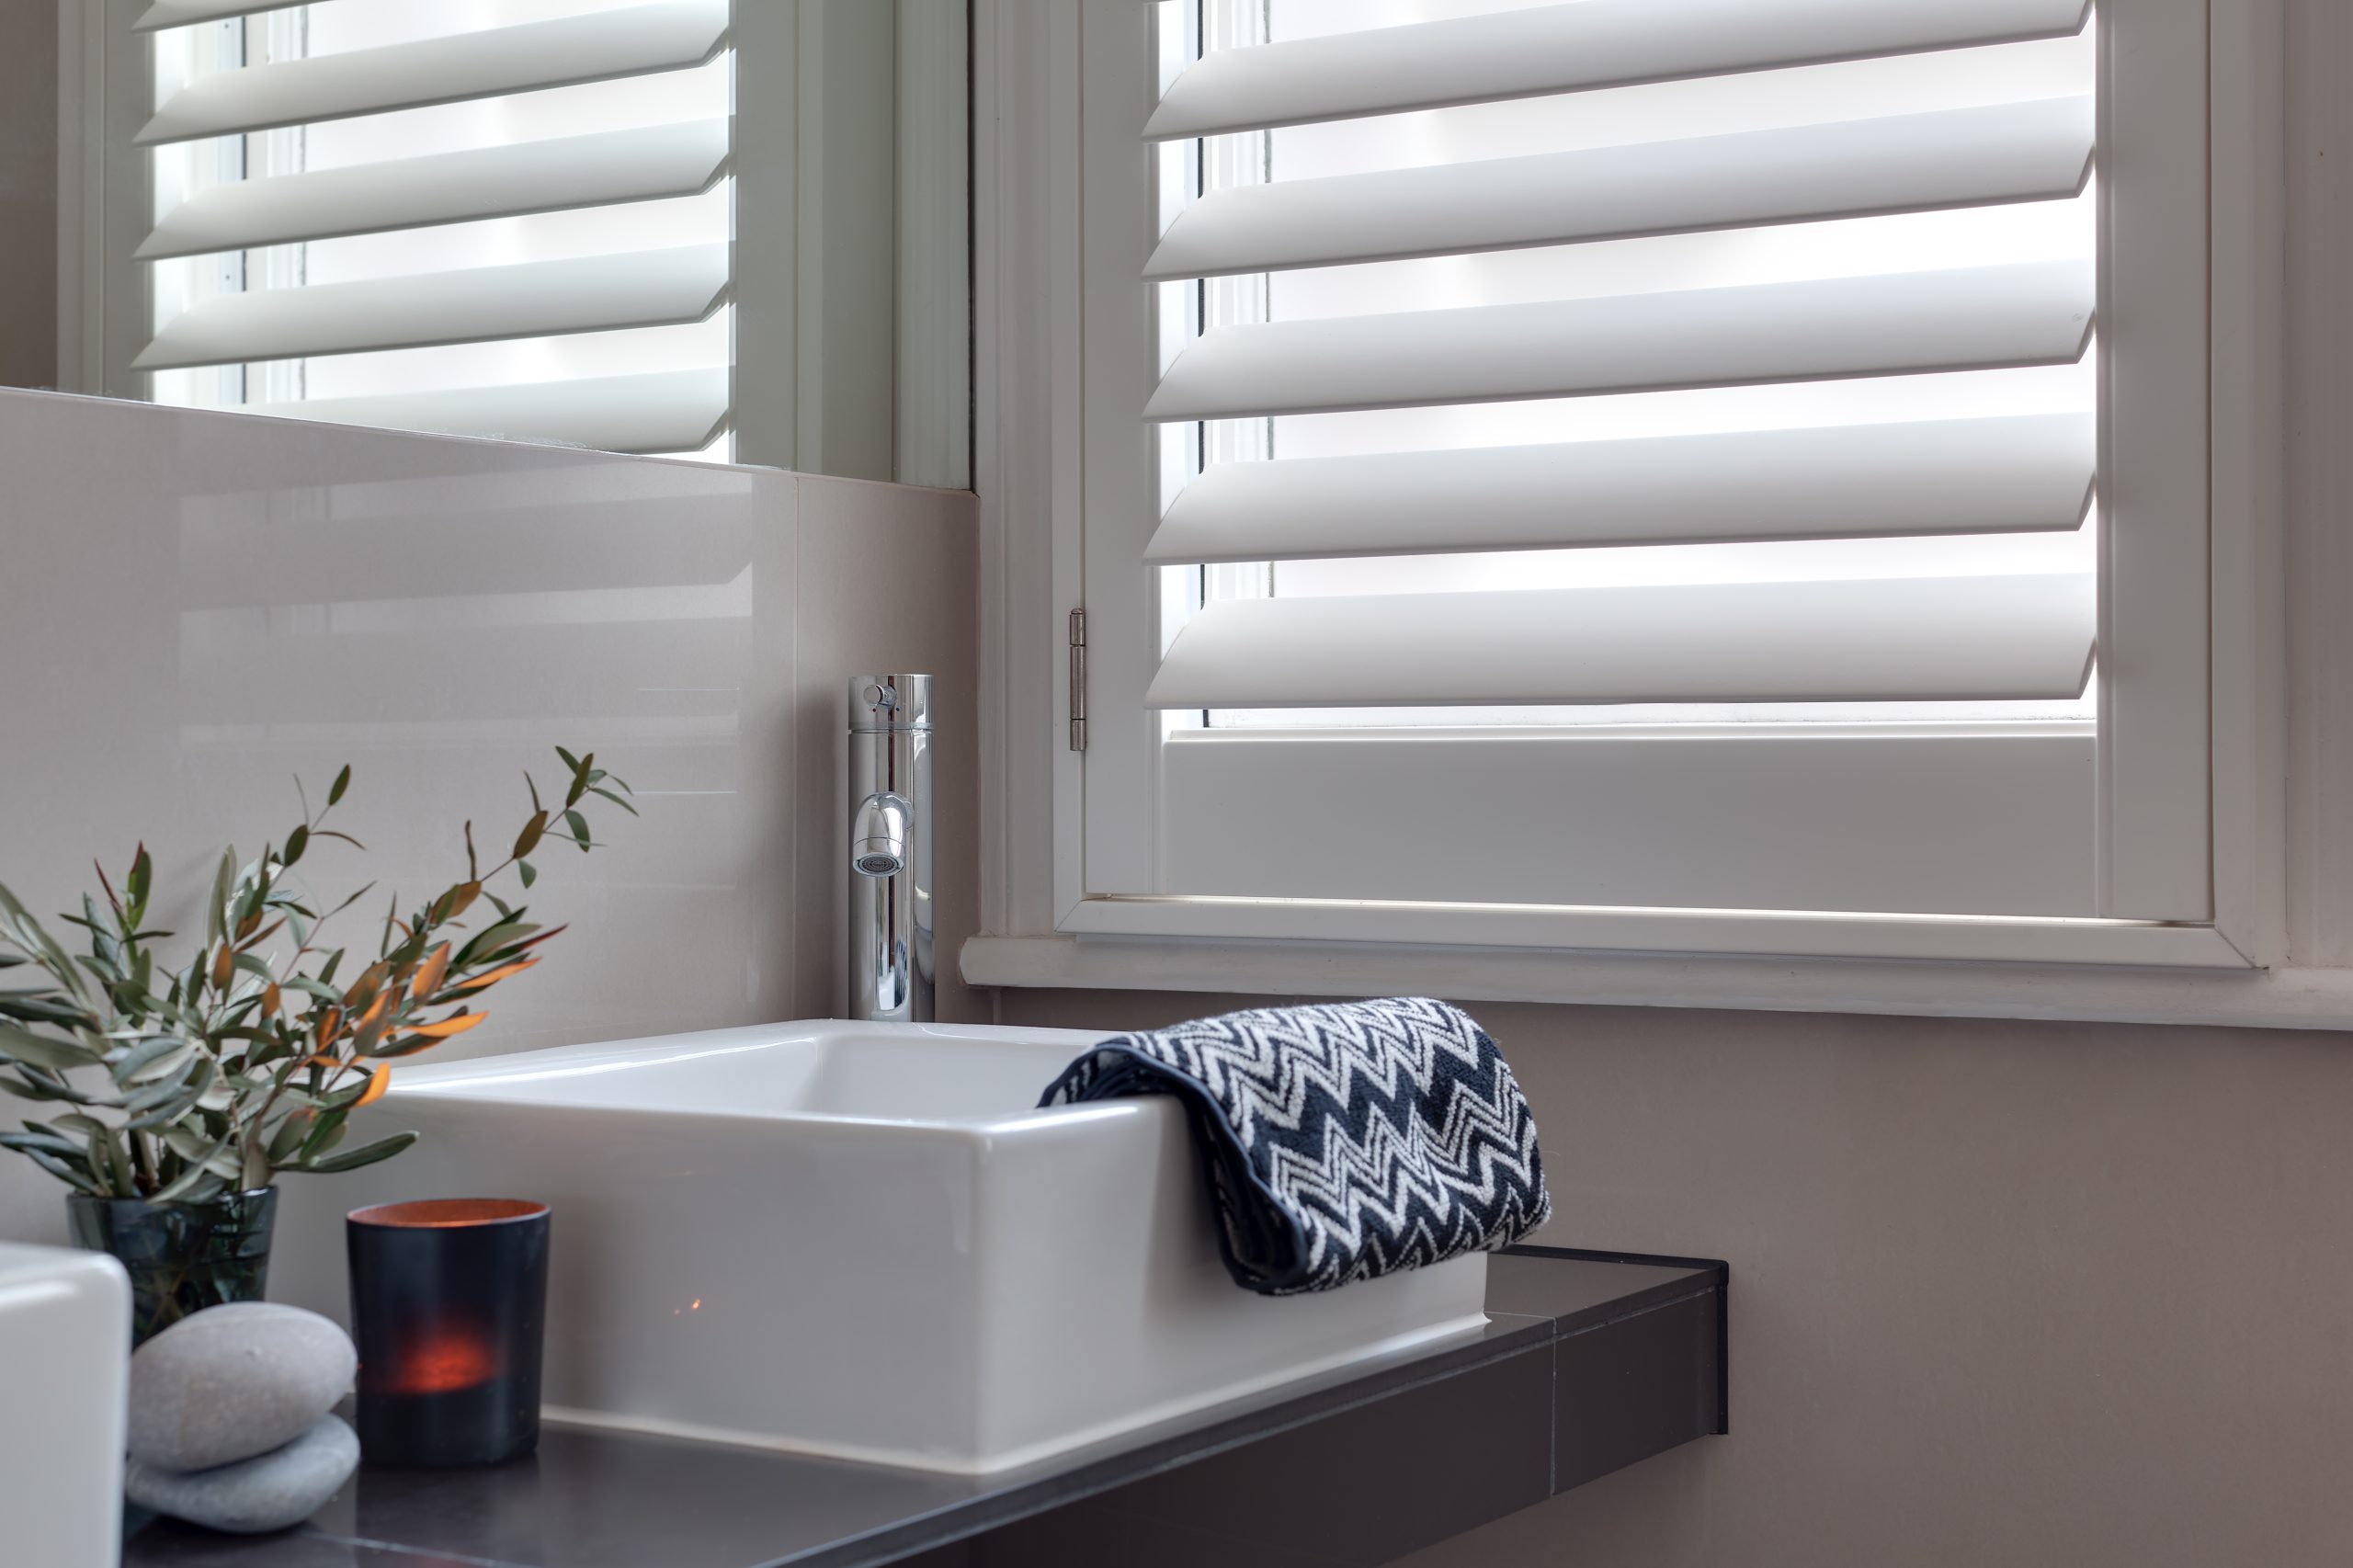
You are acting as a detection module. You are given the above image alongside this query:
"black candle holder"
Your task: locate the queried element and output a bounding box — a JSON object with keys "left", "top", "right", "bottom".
{"left": 347, "top": 1198, "right": 550, "bottom": 1468}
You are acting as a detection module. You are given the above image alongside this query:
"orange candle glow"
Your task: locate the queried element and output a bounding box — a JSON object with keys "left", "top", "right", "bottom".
{"left": 381, "top": 1324, "right": 500, "bottom": 1396}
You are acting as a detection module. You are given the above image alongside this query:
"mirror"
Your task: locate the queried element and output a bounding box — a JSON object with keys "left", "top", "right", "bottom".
{"left": 1, "top": 0, "right": 970, "bottom": 488}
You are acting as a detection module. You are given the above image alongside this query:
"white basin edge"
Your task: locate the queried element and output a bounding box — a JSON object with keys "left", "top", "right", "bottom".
{"left": 389, "top": 1019, "right": 1141, "bottom": 1135}
{"left": 541, "top": 1304, "right": 1492, "bottom": 1474}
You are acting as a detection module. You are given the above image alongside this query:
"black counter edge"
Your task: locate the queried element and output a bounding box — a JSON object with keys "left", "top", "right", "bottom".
{"left": 1504, "top": 1244, "right": 1729, "bottom": 1435}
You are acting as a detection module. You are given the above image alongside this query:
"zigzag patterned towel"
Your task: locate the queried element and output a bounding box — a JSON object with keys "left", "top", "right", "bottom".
{"left": 1037, "top": 997, "right": 1551, "bottom": 1296}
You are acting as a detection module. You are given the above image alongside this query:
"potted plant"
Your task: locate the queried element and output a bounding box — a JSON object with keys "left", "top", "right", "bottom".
{"left": 0, "top": 748, "right": 632, "bottom": 1342}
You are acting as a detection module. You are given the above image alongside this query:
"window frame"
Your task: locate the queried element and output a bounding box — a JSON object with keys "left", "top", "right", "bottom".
{"left": 969, "top": 0, "right": 2284, "bottom": 999}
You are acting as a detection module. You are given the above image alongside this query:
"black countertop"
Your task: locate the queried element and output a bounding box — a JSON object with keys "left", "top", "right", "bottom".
{"left": 125, "top": 1248, "right": 1727, "bottom": 1568}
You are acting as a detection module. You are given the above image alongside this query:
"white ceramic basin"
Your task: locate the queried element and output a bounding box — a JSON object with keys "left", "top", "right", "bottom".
{"left": 0, "top": 1243, "right": 131, "bottom": 1567}
{"left": 272, "top": 1020, "right": 1487, "bottom": 1472}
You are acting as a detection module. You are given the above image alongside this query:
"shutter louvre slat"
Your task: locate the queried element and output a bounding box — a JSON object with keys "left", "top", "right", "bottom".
{"left": 1146, "top": 0, "right": 2092, "bottom": 141}
{"left": 139, "top": 119, "right": 730, "bottom": 260}
{"left": 241, "top": 369, "right": 729, "bottom": 454}
{"left": 1146, "top": 261, "right": 2094, "bottom": 423}
{"left": 1147, "top": 414, "right": 2096, "bottom": 564}
{"left": 137, "top": 0, "right": 729, "bottom": 146}
{"left": 1147, "top": 97, "right": 2093, "bottom": 281}
{"left": 136, "top": 0, "right": 307, "bottom": 30}
{"left": 1148, "top": 574, "right": 2097, "bottom": 709}
{"left": 132, "top": 244, "right": 729, "bottom": 370}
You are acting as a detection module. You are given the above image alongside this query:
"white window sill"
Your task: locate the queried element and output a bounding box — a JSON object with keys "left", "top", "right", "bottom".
{"left": 961, "top": 927, "right": 2353, "bottom": 1034}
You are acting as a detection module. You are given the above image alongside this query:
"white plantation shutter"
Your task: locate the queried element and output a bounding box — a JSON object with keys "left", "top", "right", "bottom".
{"left": 1072, "top": 0, "right": 2213, "bottom": 938}
{"left": 1141, "top": 0, "right": 2098, "bottom": 712}
{"left": 128, "top": 0, "right": 733, "bottom": 455}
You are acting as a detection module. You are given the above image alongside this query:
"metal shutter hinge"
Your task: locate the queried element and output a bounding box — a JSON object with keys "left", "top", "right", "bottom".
{"left": 1067, "top": 608, "right": 1087, "bottom": 752}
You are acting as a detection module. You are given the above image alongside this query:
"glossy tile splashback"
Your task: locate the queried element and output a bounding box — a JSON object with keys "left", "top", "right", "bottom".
{"left": 0, "top": 388, "right": 977, "bottom": 1241}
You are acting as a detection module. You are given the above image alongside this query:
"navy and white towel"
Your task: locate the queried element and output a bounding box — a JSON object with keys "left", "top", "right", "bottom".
{"left": 1037, "top": 997, "right": 1551, "bottom": 1297}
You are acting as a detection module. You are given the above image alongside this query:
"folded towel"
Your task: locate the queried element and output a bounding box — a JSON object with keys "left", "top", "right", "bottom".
{"left": 1038, "top": 997, "right": 1551, "bottom": 1296}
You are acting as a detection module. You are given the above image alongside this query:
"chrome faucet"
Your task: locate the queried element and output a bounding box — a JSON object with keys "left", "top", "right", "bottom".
{"left": 847, "top": 674, "right": 933, "bottom": 1022}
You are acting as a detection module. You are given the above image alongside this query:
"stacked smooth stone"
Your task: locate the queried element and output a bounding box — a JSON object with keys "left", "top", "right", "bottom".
{"left": 124, "top": 1302, "right": 360, "bottom": 1534}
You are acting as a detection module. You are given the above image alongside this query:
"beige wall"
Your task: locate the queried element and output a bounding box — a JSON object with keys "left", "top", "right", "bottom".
{"left": 0, "top": 0, "right": 56, "bottom": 389}
{"left": 983, "top": 987, "right": 2353, "bottom": 1567}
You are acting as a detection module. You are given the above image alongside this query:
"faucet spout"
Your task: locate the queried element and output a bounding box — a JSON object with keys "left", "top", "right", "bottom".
{"left": 851, "top": 792, "right": 912, "bottom": 878}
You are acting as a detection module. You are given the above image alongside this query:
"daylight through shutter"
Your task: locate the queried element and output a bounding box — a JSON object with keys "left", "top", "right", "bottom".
{"left": 1143, "top": 0, "right": 2101, "bottom": 712}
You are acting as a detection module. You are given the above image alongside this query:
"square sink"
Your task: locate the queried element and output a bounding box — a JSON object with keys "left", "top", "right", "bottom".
{"left": 270, "top": 1021, "right": 1488, "bottom": 1472}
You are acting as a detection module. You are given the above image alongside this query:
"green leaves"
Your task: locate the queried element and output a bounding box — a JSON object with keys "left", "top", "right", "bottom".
{"left": 0, "top": 1071, "right": 94, "bottom": 1105}
{"left": 266, "top": 1110, "right": 313, "bottom": 1164}
{"left": 126, "top": 846, "right": 152, "bottom": 923}
{"left": 0, "top": 879, "right": 94, "bottom": 1007}
{"left": 0, "top": 1023, "right": 101, "bottom": 1073}
{"left": 299, "top": 1131, "right": 418, "bottom": 1175}
{"left": 0, "top": 991, "right": 94, "bottom": 1028}
{"left": 149, "top": 1145, "right": 229, "bottom": 1204}
{"left": 556, "top": 746, "right": 587, "bottom": 799}
{"left": 112, "top": 1030, "right": 191, "bottom": 1080}
{"left": 587, "top": 785, "right": 638, "bottom": 816}
{"left": 87, "top": 1121, "right": 133, "bottom": 1195}
{"left": 0, "top": 746, "right": 631, "bottom": 1208}
{"left": 3, "top": 1128, "right": 109, "bottom": 1196}
{"left": 125, "top": 1062, "right": 215, "bottom": 1132}
{"left": 205, "top": 848, "right": 237, "bottom": 949}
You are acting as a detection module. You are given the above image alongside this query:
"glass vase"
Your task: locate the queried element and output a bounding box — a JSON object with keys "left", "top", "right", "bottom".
{"left": 66, "top": 1187, "right": 278, "bottom": 1346}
